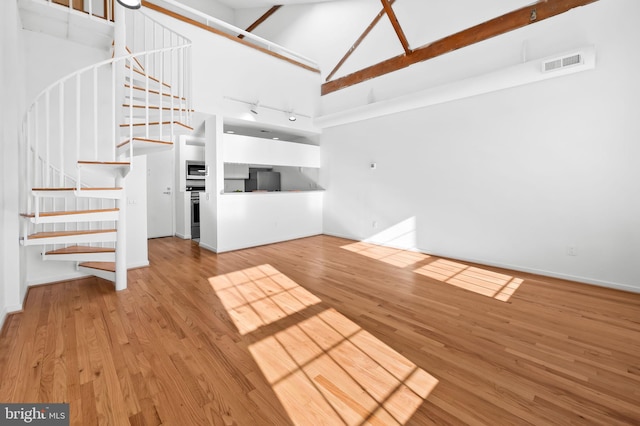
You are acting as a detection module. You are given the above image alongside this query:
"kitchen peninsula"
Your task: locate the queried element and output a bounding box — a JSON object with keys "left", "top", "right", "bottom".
{"left": 198, "top": 118, "right": 323, "bottom": 253}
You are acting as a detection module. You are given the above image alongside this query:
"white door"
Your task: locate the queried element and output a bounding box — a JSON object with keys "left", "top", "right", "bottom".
{"left": 147, "top": 149, "right": 174, "bottom": 238}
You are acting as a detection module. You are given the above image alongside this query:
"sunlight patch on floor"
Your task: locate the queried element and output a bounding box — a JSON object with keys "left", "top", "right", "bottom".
{"left": 209, "top": 264, "right": 322, "bottom": 335}
{"left": 414, "top": 259, "right": 522, "bottom": 302}
{"left": 210, "top": 264, "right": 438, "bottom": 425}
{"left": 249, "top": 307, "right": 438, "bottom": 425}
{"left": 341, "top": 242, "right": 429, "bottom": 268}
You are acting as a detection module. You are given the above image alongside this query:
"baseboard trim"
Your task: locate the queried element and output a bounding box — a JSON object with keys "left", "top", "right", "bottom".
{"left": 0, "top": 304, "right": 23, "bottom": 336}
{"left": 26, "top": 271, "right": 88, "bottom": 287}
{"left": 127, "top": 261, "right": 150, "bottom": 270}
{"left": 426, "top": 250, "right": 640, "bottom": 295}
{"left": 215, "top": 231, "right": 323, "bottom": 253}
{"left": 321, "top": 232, "right": 640, "bottom": 294}
{"left": 198, "top": 241, "right": 217, "bottom": 253}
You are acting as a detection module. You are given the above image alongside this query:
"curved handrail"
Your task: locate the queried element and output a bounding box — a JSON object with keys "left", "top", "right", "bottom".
{"left": 24, "top": 45, "right": 190, "bottom": 116}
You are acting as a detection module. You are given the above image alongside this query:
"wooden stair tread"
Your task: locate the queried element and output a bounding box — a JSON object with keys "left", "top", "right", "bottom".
{"left": 122, "top": 103, "right": 194, "bottom": 112}
{"left": 119, "top": 120, "right": 193, "bottom": 130}
{"left": 123, "top": 84, "right": 186, "bottom": 100}
{"left": 79, "top": 262, "right": 116, "bottom": 272}
{"left": 46, "top": 245, "right": 116, "bottom": 255}
{"left": 125, "top": 64, "right": 171, "bottom": 88}
{"left": 28, "top": 229, "right": 116, "bottom": 239}
{"left": 21, "top": 208, "right": 119, "bottom": 218}
{"left": 78, "top": 161, "right": 130, "bottom": 165}
{"left": 117, "top": 138, "right": 173, "bottom": 149}
{"left": 32, "top": 187, "right": 123, "bottom": 191}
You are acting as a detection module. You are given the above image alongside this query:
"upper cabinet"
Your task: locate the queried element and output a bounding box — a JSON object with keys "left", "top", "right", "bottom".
{"left": 223, "top": 134, "right": 320, "bottom": 168}
{"left": 224, "top": 163, "right": 249, "bottom": 179}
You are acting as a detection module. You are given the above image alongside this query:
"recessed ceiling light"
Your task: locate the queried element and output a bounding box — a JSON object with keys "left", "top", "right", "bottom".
{"left": 272, "top": 137, "right": 279, "bottom": 140}
{"left": 225, "top": 130, "right": 235, "bottom": 134}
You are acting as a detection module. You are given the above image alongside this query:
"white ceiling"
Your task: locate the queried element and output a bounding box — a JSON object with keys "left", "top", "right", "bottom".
{"left": 216, "top": 0, "right": 336, "bottom": 10}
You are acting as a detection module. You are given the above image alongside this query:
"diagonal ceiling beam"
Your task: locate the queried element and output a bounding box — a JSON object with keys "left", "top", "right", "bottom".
{"left": 380, "top": 0, "right": 410, "bottom": 54}
{"left": 239, "top": 5, "right": 282, "bottom": 39}
{"left": 322, "top": 0, "right": 599, "bottom": 96}
{"left": 326, "top": 0, "right": 396, "bottom": 82}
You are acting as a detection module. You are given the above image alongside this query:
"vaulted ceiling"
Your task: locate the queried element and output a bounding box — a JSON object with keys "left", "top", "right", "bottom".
{"left": 175, "top": 0, "right": 598, "bottom": 94}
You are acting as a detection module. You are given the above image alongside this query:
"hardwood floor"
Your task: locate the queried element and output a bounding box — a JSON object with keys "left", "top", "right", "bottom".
{"left": 1, "top": 235, "right": 639, "bottom": 425}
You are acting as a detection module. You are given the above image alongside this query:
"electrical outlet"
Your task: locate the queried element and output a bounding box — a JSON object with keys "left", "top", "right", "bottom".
{"left": 566, "top": 246, "right": 577, "bottom": 256}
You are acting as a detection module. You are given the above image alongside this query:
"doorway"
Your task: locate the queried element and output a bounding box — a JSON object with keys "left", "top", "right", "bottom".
{"left": 147, "top": 149, "right": 174, "bottom": 238}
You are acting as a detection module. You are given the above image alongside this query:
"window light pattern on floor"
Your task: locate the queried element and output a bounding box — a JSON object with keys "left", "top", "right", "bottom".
{"left": 414, "top": 259, "right": 523, "bottom": 302}
{"left": 341, "top": 242, "right": 429, "bottom": 268}
{"left": 341, "top": 241, "right": 523, "bottom": 302}
{"left": 210, "top": 265, "right": 438, "bottom": 425}
{"left": 209, "top": 264, "right": 322, "bottom": 335}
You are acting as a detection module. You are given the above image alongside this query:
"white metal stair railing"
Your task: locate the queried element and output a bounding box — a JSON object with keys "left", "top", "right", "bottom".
{"left": 26, "top": 0, "right": 116, "bottom": 22}
{"left": 19, "top": 6, "right": 193, "bottom": 290}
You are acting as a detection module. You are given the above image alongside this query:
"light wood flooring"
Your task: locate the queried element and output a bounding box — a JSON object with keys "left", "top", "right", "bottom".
{"left": 1, "top": 235, "right": 639, "bottom": 425}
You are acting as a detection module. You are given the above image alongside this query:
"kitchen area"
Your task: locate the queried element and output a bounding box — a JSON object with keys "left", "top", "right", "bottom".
{"left": 175, "top": 118, "right": 323, "bottom": 252}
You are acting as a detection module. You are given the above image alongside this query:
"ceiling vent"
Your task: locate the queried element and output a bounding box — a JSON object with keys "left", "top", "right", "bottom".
{"left": 542, "top": 52, "right": 583, "bottom": 73}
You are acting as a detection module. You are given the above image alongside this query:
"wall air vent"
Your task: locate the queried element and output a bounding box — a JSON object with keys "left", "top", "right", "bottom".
{"left": 542, "top": 53, "right": 583, "bottom": 73}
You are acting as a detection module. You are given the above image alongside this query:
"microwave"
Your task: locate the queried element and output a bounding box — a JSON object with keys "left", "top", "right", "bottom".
{"left": 186, "top": 161, "right": 206, "bottom": 180}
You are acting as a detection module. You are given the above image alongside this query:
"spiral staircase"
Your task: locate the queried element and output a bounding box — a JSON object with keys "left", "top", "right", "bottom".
{"left": 19, "top": 1, "right": 193, "bottom": 290}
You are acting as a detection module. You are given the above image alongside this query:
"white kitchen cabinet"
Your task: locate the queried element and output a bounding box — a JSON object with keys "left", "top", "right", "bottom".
{"left": 224, "top": 163, "right": 249, "bottom": 179}
{"left": 223, "top": 134, "right": 320, "bottom": 168}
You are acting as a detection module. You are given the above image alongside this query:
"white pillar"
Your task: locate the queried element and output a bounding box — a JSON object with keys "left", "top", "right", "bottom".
{"left": 115, "top": 176, "right": 127, "bottom": 290}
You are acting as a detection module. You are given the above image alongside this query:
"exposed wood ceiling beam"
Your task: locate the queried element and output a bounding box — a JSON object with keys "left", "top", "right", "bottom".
{"left": 141, "top": 1, "right": 319, "bottom": 74}
{"left": 326, "top": 0, "right": 395, "bottom": 82}
{"left": 239, "top": 5, "right": 282, "bottom": 39}
{"left": 322, "top": 0, "right": 599, "bottom": 95}
{"left": 380, "top": 0, "right": 410, "bottom": 54}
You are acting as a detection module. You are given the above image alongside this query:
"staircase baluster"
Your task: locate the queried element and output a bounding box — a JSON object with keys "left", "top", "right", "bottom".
{"left": 59, "top": 82, "right": 65, "bottom": 187}
{"left": 145, "top": 51, "right": 150, "bottom": 140}
{"left": 93, "top": 66, "right": 98, "bottom": 161}
{"left": 45, "top": 91, "right": 50, "bottom": 188}
{"left": 111, "top": 58, "right": 116, "bottom": 161}
{"left": 34, "top": 102, "right": 40, "bottom": 190}
{"left": 128, "top": 59, "right": 134, "bottom": 160}
{"left": 75, "top": 74, "right": 81, "bottom": 190}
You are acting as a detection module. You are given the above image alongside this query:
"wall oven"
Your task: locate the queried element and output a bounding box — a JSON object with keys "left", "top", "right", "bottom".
{"left": 191, "top": 191, "right": 200, "bottom": 239}
{"left": 186, "top": 160, "right": 206, "bottom": 192}
{"left": 186, "top": 160, "right": 206, "bottom": 180}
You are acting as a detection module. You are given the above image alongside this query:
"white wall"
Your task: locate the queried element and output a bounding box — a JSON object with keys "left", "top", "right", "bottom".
{"left": 218, "top": 191, "right": 323, "bottom": 252}
{"left": 1, "top": 0, "right": 26, "bottom": 328}
{"left": 142, "top": 7, "right": 321, "bottom": 135}
{"left": 199, "top": 115, "right": 223, "bottom": 252}
{"left": 174, "top": 0, "right": 234, "bottom": 23}
{"left": 321, "top": 0, "right": 640, "bottom": 292}
{"left": 126, "top": 156, "right": 149, "bottom": 268}
{"left": 22, "top": 29, "right": 108, "bottom": 105}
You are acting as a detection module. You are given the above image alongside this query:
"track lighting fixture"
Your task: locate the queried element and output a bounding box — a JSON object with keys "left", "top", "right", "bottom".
{"left": 223, "top": 97, "right": 309, "bottom": 123}
{"left": 116, "top": 0, "right": 141, "bottom": 9}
